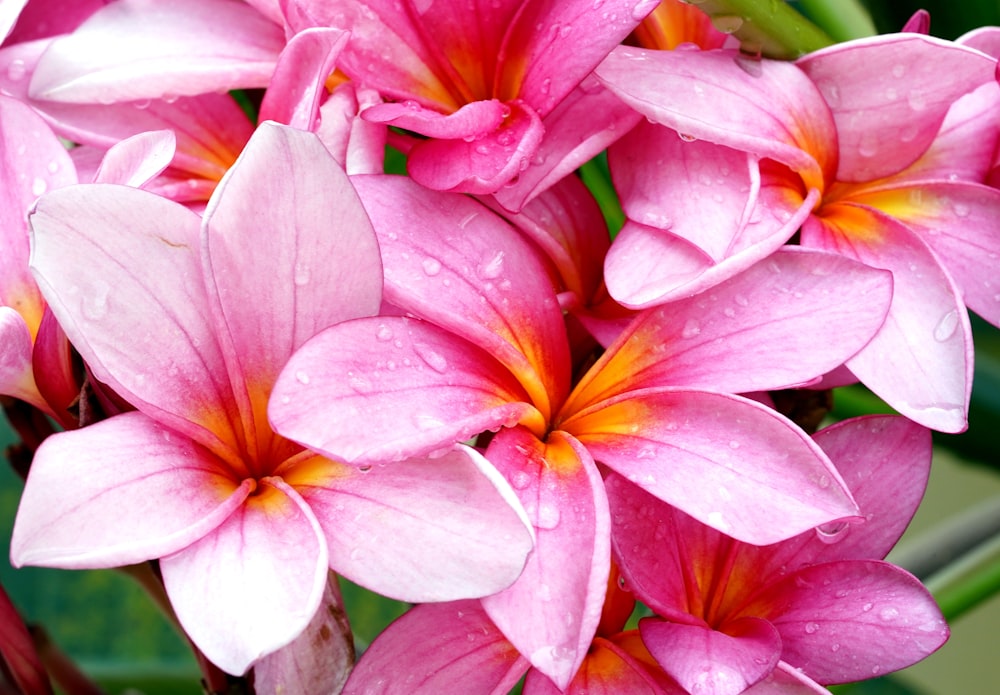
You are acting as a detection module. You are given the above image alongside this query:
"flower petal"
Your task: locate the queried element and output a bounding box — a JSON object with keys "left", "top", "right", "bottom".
{"left": 251, "top": 572, "right": 354, "bottom": 695}
{"left": 160, "top": 479, "right": 329, "bottom": 676}
{"left": 482, "top": 428, "right": 610, "bottom": 690}
{"left": 589, "top": 391, "right": 857, "bottom": 546}
{"left": 796, "top": 33, "right": 997, "bottom": 182}
{"left": 0, "top": 307, "right": 40, "bottom": 407}
{"left": 10, "top": 411, "right": 250, "bottom": 569}
{"left": 28, "top": 184, "right": 242, "bottom": 456}
{"left": 745, "top": 561, "right": 948, "bottom": 684}
{"left": 639, "top": 618, "right": 781, "bottom": 695}
{"left": 29, "top": 0, "right": 283, "bottom": 103}
{"left": 270, "top": 316, "right": 541, "bottom": 463}
{"left": 802, "top": 204, "right": 972, "bottom": 432}
{"left": 342, "top": 601, "right": 529, "bottom": 695}
{"left": 292, "top": 445, "right": 534, "bottom": 602}
{"left": 92, "top": 129, "right": 176, "bottom": 187}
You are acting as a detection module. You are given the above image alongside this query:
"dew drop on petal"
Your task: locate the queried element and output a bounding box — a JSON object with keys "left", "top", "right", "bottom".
{"left": 681, "top": 319, "right": 701, "bottom": 338}
{"left": 6, "top": 59, "right": 26, "bottom": 81}
{"left": 375, "top": 324, "right": 393, "bottom": 341}
{"left": 879, "top": 606, "right": 899, "bottom": 621}
{"left": 295, "top": 370, "right": 311, "bottom": 385}
{"left": 804, "top": 622, "right": 819, "bottom": 634}
{"left": 413, "top": 343, "right": 448, "bottom": 373}
{"left": 536, "top": 502, "right": 561, "bottom": 530}
{"left": 478, "top": 250, "right": 505, "bottom": 279}
{"left": 933, "top": 310, "right": 959, "bottom": 342}
{"left": 421, "top": 257, "right": 442, "bottom": 276}
{"left": 815, "top": 520, "right": 849, "bottom": 544}
{"left": 677, "top": 132, "right": 697, "bottom": 142}
{"left": 31, "top": 177, "right": 47, "bottom": 197}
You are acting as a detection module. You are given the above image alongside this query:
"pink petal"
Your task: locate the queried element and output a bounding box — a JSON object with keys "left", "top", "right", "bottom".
{"left": 316, "top": 83, "right": 387, "bottom": 175}
{"left": 92, "top": 129, "right": 176, "bottom": 186}
{"left": 293, "top": 445, "right": 533, "bottom": 602}
{"left": 27, "top": 184, "right": 242, "bottom": 456}
{"left": 269, "top": 316, "right": 540, "bottom": 463}
{"left": 405, "top": 100, "right": 545, "bottom": 194}
{"left": 342, "top": 601, "right": 529, "bottom": 695}
{"left": 161, "top": 478, "right": 329, "bottom": 676}
{"left": 490, "top": 76, "right": 644, "bottom": 213}
{"left": 589, "top": 391, "right": 857, "bottom": 546}
{"left": 0, "top": 307, "right": 41, "bottom": 407}
{"left": 362, "top": 98, "right": 507, "bottom": 140}
{"left": 252, "top": 572, "right": 354, "bottom": 695}
{"left": 350, "top": 174, "right": 571, "bottom": 414}
{"left": 29, "top": 0, "right": 283, "bottom": 103}
{"left": 796, "top": 33, "right": 997, "bottom": 182}
{"left": 745, "top": 561, "right": 948, "bottom": 684}
{"left": 802, "top": 205, "right": 973, "bottom": 432}
{"left": 742, "top": 662, "right": 829, "bottom": 694}
{"left": 203, "top": 121, "right": 381, "bottom": 452}
{"left": 595, "top": 46, "right": 834, "bottom": 190}
{"left": 482, "top": 428, "right": 610, "bottom": 690}
{"left": 10, "top": 412, "right": 251, "bottom": 569}
{"left": 562, "top": 247, "right": 892, "bottom": 411}
{"left": 258, "top": 28, "right": 349, "bottom": 131}
{"left": 1, "top": 0, "right": 31, "bottom": 41}
{"left": 4, "top": 0, "right": 104, "bottom": 43}
{"left": 639, "top": 618, "right": 781, "bottom": 695}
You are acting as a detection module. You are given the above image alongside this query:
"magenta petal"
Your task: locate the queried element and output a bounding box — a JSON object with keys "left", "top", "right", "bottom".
{"left": 586, "top": 391, "right": 858, "bottom": 546}
{"left": 203, "top": 121, "right": 381, "bottom": 439}
{"left": 301, "top": 446, "right": 533, "bottom": 602}
{"left": 10, "top": 412, "right": 250, "bottom": 569}
{"left": 748, "top": 561, "right": 948, "bottom": 684}
{"left": 802, "top": 206, "right": 972, "bottom": 432}
{"left": 270, "top": 316, "right": 540, "bottom": 463}
{"left": 0, "top": 581, "right": 51, "bottom": 695}
{"left": 363, "top": 98, "right": 506, "bottom": 140}
{"left": 343, "top": 601, "right": 529, "bottom": 695}
{"left": 258, "top": 28, "right": 350, "bottom": 131}
{"left": 406, "top": 100, "right": 545, "bottom": 194}
{"left": 251, "top": 572, "right": 353, "bottom": 695}
{"left": 29, "top": 0, "right": 283, "bottom": 103}
{"left": 640, "top": 618, "right": 781, "bottom": 695}
{"left": 161, "top": 479, "right": 329, "bottom": 676}
{"left": 797, "top": 33, "right": 997, "bottom": 182}
{"left": 482, "top": 428, "right": 610, "bottom": 690}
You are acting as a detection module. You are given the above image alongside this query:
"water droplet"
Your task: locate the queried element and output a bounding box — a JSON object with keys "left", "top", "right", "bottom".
{"left": 681, "top": 319, "right": 701, "bottom": 338}
{"left": 891, "top": 64, "right": 906, "bottom": 78}
{"left": 6, "top": 59, "right": 26, "bottom": 81}
{"left": 815, "top": 520, "right": 849, "bottom": 544}
{"left": 421, "top": 257, "right": 442, "bottom": 276}
{"left": 375, "top": 324, "right": 393, "bottom": 341}
{"left": 133, "top": 99, "right": 151, "bottom": 110}
{"left": 413, "top": 343, "right": 448, "bottom": 373}
{"left": 907, "top": 89, "right": 927, "bottom": 111}
{"left": 478, "top": 250, "right": 505, "bottom": 279}
{"left": 862, "top": 602, "right": 874, "bottom": 612}
{"left": 636, "top": 446, "right": 656, "bottom": 459}
{"left": 295, "top": 370, "right": 311, "bottom": 385}
{"left": 458, "top": 211, "right": 479, "bottom": 229}
{"left": 804, "top": 622, "right": 819, "bottom": 634}
{"left": 677, "top": 132, "right": 697, "bottom": 142}
{"left": 413, "top": 413, "right": 445, "bottom": 430}
{"left": 349, "top": 375, "right": 374, "bottom": 393}
{"left": 631, "top": 0, "right": 659, "bottom": 20}
{"left": 734, "top": 293, "right": 749, "bottom": 307}
{"left": 81, "top": 283, "right": 110, "bottom": 320}
{"left": 510, "top": 470, "right": 531, "bottom": 489}
{"left": 46, "top": 161, "right": 59, "bottom": 174}
{"left": 293, "top": 262, "right": 310, "bottom": 286}
{"left": 31, "top": 177, "right": 47, "bottom": 196}
{"left": 879, "top": 606, "right": 899, "bottom": 621}
{"left": 537, "top": 503, "right": 560, "bottom": 529}
{"left": 711, "top": 14, "right": 744, "bottom": 34}
{"left": 953, "top": 202, "right": 971, "bottom": 218}
{"left": 933, "top": 310, "right": 959, "bottom": 342}
{"left": 728, "top": 440, "right": 740, "bottom": 449}
{"left": 831, "top": 643, "right": 841, "bottom": 652}
{"left": 858, "top": 130, "right": 879, "bottom": 158}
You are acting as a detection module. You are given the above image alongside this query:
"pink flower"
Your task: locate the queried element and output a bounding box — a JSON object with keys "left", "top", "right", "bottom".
{"left": 608, "top": 416, "right": 948, "bottom": 694}
{"left": 10, "top": 122, "right": 533, "bottom": 676}
{"left": 269, "top": 174, "right": 893, "bottom": 686}
{"left": 595, "top": 33, "right": 1000, "bottom": 432}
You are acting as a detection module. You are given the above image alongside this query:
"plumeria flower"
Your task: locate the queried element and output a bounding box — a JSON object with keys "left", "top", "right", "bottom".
{"left": 269, "top": 173, "right": 894, "bottom": 686}
{"left": 608, "top": 415, "right": 948, "bottom": 695}
{"left": 10, "top": 122, "right": 534, "bottom": 677}
{"left": 595, "top": 32, "right": 999, "bottom": 432}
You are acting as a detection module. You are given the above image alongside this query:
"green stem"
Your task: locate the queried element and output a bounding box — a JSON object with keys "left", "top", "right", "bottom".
{"left": 795, "top": 0, "right": 877, "bottom": 42}
{"left": 925, "top": 532, "right": 1000, "bottom": 622}
{"left": 688, "top": 0, "right": 835, "bottom": 59}
{"left": 578, "top": 156, "right": 624, "bottom": 239}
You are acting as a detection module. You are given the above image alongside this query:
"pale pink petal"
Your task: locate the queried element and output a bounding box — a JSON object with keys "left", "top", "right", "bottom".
{"left": 796, "top": 33, "right": 997, "bottom": 182}
{"left": 405, "top": 100, "right": 545, "bottom": 194}
{"left": 257, "top": 27, "right": 349, "bottom": 131}
{"left": 595, "top": 46, "right": 834, "bottom": 190}
{"left": 204, "top": 122, "right": 381, "bottom": 454}
{"left": 589, "top": 391, "right": 857, "bottom": 546}
{"left": 0, "top": 307, "right": 41, "bottom": 407}
{"left": 317, "top": 83, "right": 387, "bottom": 175}
{"left": 482, "top": 428, "right": 610, "bottom": 690}
{"left": 746, "top": 561, "right": 948, "bottom": 684}
{"left": 342, "top": 601, "right": 529, "bottom": 695}
{"left": 10, "top": 411, "right": 251, "bottom": 569}
{"left": 269, "top": 316, "right": 540, "bottom": 464}
{"left": 958, "top": 26, "right": 1000, "bottom": 57}
{"left": 161, "top": 479, "right": 329, "bottom": 676}
{"left": 92, "top": 129, "right": 176, "bottom": 186}
{"left": 351, "top": 174, "right": 570, "bottom": 414}
{"left": 562, "top": 248, "right": 892, "bottom": 413}
{"left": 491, "top": 76, "right": 644, "bottom": 213}
{"left": 29, "top": 0, "right": 283, "bottom": 103}
{"left": 497, "top": 0, "right": 659, "bottom": 113}
{"left": 251, "top": 572, "right": 354, "bottom": 695}
{"left": 294, "top": 446, "right": 533, "bottom": 601}
{"left": 28, "top": 184, "right": 242, "bottom": 455}
{"left": 743, "top": 663, "right": 829, "bottom": 695}
{"left": 802, "top": 205, "right": 973, "bottom": 432}
{"left": 640, "top": 618, "right": 781, "bottom": 695}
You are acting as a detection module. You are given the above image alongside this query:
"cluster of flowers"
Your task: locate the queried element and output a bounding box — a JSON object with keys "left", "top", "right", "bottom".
{"left": 2, "top": 0, "right": 999, "bottom": 693}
